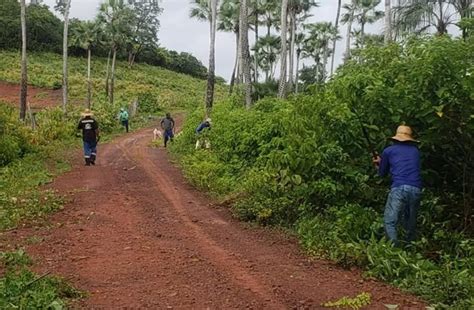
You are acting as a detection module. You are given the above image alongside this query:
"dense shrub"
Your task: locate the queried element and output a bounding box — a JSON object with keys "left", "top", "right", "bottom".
{"left": 172, "top": 36, "right": 474, "bottom": 307}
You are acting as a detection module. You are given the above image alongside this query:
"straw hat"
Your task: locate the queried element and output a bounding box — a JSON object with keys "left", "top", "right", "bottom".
{"left": 391, "top": 125, "right": 419, "bottom": 143}
{"left": 81, "top": 109, "right": 94, "bottom": 117}
{"left": 205, "top": 118, "right": 212, "bottom": 124}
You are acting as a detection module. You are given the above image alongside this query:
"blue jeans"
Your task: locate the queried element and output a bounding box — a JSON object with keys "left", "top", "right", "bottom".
{"left": 83, "top": 140, "right": 97, "bottom": 159}
{"left": 384, "top": 185, "right": 421, "bottom": 245}
{"left": 164, "top": 129, "right": 174, "bottom": 147}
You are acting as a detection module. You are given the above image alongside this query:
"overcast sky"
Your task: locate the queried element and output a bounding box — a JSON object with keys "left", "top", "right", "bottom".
{"left": 41, "top": 0, "right": 385, "bottom": 80}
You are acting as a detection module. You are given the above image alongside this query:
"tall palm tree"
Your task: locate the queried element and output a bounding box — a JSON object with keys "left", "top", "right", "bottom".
{"left": 260, "top": 0, "right": 279, "bottom": 36}
{"left": 354, "top": 0, "right": 383, "bottom": 48}
{"left": 341, "top": 0, "right": 356, "bottom": 59}
{"left": 70, "top": 21, "right": 100, "bottom": 108}
{"left": 330, "top": 0, "right": 342, "bottom": 75}
{"left": 394, "top": 0, "right": 469, "bottom": 35}
{"left": 218, "top": 0, "right": 240, "bottom": 93}
{"left": 287, "top": 0, "right": 317, "bottom": 90}
{"left": 98, "top": 0, "right": 132, "bottom": 105}
{"left": 254, "top": 34, "right": 281, "bottom": 80}
{"left": 56, "top": 0, "right": 72, "bottom": 113}
{"left": 294, "top": 32, "right": 305, "bottom": 93}
{"left": 240, "top": 0, "right": 252, "bottom": 107}
{"left": 384, "top": 0, "right": 392, "bottom": 42}
{"left": 305, "top": 22, "right": 339, "bottom": 81}
{"left": 19, "top": 0, "right": 27, "bottom": 121}
{"left": 278, "top": 0, "right": 289, "bottom": 98}
{"left": 206, "top": 0, "right": 219, "bottom": 116}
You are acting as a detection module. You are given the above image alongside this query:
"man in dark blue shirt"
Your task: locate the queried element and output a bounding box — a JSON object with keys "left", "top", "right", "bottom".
{"left": 374, "top": 125, "right": 422, "bottom": 245}
{"left": 195, "top": 118, "right": 211, "bottom": 149}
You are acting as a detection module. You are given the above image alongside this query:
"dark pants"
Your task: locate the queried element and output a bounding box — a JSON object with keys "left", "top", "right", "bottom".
{"left": 164, "top": 129, "right": 174, "bottom": 147}
{"left": 121, "top": 120, "right": 129, "bottom": 132}
{"left": 83, "top": 140, "right": 97, "bottom": 165}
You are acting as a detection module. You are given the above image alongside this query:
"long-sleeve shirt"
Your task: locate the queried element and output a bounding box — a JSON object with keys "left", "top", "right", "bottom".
{"left": 378, "top": 142, "right": 422, "bottom": 189}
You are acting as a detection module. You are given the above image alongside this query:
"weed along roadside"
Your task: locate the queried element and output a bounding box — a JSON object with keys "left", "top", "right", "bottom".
{"left": 171, "top": 36, "right": 474, "bottom": 308}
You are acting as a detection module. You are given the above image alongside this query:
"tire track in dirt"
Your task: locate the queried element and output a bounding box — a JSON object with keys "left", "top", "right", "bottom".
{"left": 0, "top": 120, "right": 426, "bottom": 309}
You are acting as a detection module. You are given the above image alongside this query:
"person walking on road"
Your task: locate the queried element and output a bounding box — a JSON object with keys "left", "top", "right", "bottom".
{"left": 160, "top": 112, "right": 175, "bottom": 147}
{"left": 195, "top": 118, "right": 211, "bottom": 149}
{"left": 119, "top": 108, "right": 129, "bottom": 133}
{"left": 77, "top": 109, "right": 100, "bottom": 166}
{"left": 373, "top": 125, "right": 422, "bottom": 246}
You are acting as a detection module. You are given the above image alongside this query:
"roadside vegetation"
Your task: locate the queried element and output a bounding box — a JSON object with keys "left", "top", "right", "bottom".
{"left": 172, "top": 36, "right": 474, "bottom": 308}
{"left": 0, "top": 250, "right": 82, "bottom": 309}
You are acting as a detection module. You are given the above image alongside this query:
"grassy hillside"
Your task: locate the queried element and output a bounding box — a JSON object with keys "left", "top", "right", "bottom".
{"left": 0, "top": 51, "right": 226, "bottom": 109}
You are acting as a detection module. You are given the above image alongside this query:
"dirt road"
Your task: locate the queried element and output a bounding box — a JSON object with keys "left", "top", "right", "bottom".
{"left": 2, "top": 123, "right": 424, "bottom": 309}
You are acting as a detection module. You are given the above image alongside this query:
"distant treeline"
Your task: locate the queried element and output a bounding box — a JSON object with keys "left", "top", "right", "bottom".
{"left": 0, "top": 0, "right": 210, "bottom": 80}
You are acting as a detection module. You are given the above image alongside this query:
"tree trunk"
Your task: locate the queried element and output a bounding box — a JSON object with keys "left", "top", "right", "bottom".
{"left": 288, "top": 12, "right": 296, "bottom": 92}
{"left": 278, "top": 0, "right": 289, "bottom": 98}
{"left": 205, "top": 0, "right": 218, "bottom": 116}
{"left": 62, "top": 0, "right": 72, "bottom": 114}
{"left": 109, "top": 47, "right": 117, "bottom": 105}
{"left": 344, "top": 2, "right": 354, "bottom": 60}
{"left": 330, "top": 0, "right": 342, "bottom": 75}
{"left": 254, "top": 4, "right": 259, "bottom": 83}
{"left": 230, "top": 31, "right": 239, "bottom": 94}
{"left": 105, "top": 49, "right": 111, "bottom": 97}
{"left": 295, "top": 49, "right": 300, "bottom": 94}
{"left": 322, "top": 44, "right": 329, "bottom": 81}
{"left": 87, "top": 48, "right": 92, "bottom": 109}
{"left": 20, "top": 0, "right": 27, "bottom": 121}
{"left": 240, "top": 0, "right": 252, "bottom": 108}
{"left": 384, "top": 0, "right": 392, "bottom": 43}
{"left": 361, "top": 21, "right": 366, "bottom": 49}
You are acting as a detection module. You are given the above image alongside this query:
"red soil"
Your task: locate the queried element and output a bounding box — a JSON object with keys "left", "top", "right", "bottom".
{"left": 0, "top": 119, "right": 426, "bottom": 309}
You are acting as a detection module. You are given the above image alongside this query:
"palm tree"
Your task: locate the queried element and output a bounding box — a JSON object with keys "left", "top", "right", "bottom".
{"left": 70, "top": 21, "right": 100, "bottom": 108}
{"left": 384, "top": 0, "right": 392, "bottom": 42}
{"left": 305, "top": 22, "right": 339, "bottom": 81}
{"left": 56, "top": 0, "right": 72, "bottom": 113}
{"left": 354, "top": 0, "right": 383, "bottom": 48}
{"left": 394, "top": 0, "right": 469, "bottom": 35}
{"left": 19, "top": 0, "right": 27, "bottom": 121}
{"left": 254, "top": 34, "right": 281, "bottom": 80}
{"left": 294, "top": 32, "right": 305, "bottom": 93}
{"left": 218, "top": 0, "right": 239, "bottom": 93}
{"left": 206, "top": 0, "right": 219, "bottom": 116}
{"left": 330, "top": 0, "right": 342, "bottom": 75}
{"left": 260, "top": 0, "right": 279, "bottom": 36}
{"left": 240, "top": 0, "right": 253, "bottom": 107}
{"left": 341, "top": 0, "right": 356, "bottom": 59}
{"left": 98, "top": 0, "right": 132, "bottom": 105}
{"left": 287, "top": 0, "right": 317, "bottom": 90}
{"left": 278, "top": 0, "right": 289, "bottom": 98}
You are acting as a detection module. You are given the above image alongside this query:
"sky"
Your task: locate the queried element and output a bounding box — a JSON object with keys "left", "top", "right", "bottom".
{"left": 40, "top": 0, "right": 386, "bottom": 80}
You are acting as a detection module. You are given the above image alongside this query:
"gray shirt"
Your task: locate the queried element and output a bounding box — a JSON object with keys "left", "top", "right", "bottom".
{"left": 161, "top": 117, "right": 175, "bottom": 131}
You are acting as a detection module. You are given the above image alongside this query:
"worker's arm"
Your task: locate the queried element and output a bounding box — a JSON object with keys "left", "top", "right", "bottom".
{"left": 377, "top": 151, "right": 390, "bottom": 177}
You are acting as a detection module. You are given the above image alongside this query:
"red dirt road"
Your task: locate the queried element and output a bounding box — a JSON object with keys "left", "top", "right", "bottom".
{"left": 0, "top": 81, "right": 61, "bottom": 109}
{"left": 1, "top": 124, "right": 425, "bottom": 309}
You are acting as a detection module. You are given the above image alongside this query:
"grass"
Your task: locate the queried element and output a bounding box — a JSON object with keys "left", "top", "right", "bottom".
{"left": 0, "top": 250, "right": 82, "bottom": 309}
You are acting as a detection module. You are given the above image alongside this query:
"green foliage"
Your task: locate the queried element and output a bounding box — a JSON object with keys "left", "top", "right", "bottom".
{"left": 0, "top": 0, "right": 62, "bottom": 53}
{"left": 172, "top": 36, "right": 474, "bottom": 307}
{"left": 0, "top": 51, "right": 224, "bottom": 110}
{"left": 0, "top": 250, "right": 81, "bottom": 309}
{"left": 322, "top": 292, "right": 371, "bottom": 309}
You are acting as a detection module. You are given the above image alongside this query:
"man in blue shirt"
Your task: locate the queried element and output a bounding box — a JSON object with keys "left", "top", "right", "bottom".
{"left": 373, "top": 125, "right": 422, "bottom": 246}
{"left": 195, "top": 118, "right": 211, "bottom": 149}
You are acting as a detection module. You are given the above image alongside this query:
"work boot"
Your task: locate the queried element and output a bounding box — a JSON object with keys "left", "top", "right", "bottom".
{"left": 90, "top": 154, "right": 96, "bottom": 165}
{"left": 85, "top": 158, "right": 91, "bottom": 166}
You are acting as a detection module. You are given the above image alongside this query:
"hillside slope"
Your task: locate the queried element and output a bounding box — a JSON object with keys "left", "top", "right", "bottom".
{"left": 0, "top": 51, "right": 226, "bottom": 109}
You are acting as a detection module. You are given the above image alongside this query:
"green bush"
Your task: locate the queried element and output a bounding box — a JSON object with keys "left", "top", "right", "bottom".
{"left": 0, "top": 250, "right": 81, "bottom": 309}
{"left": 172, "top": 36, "right": 474, "bottom": 307}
